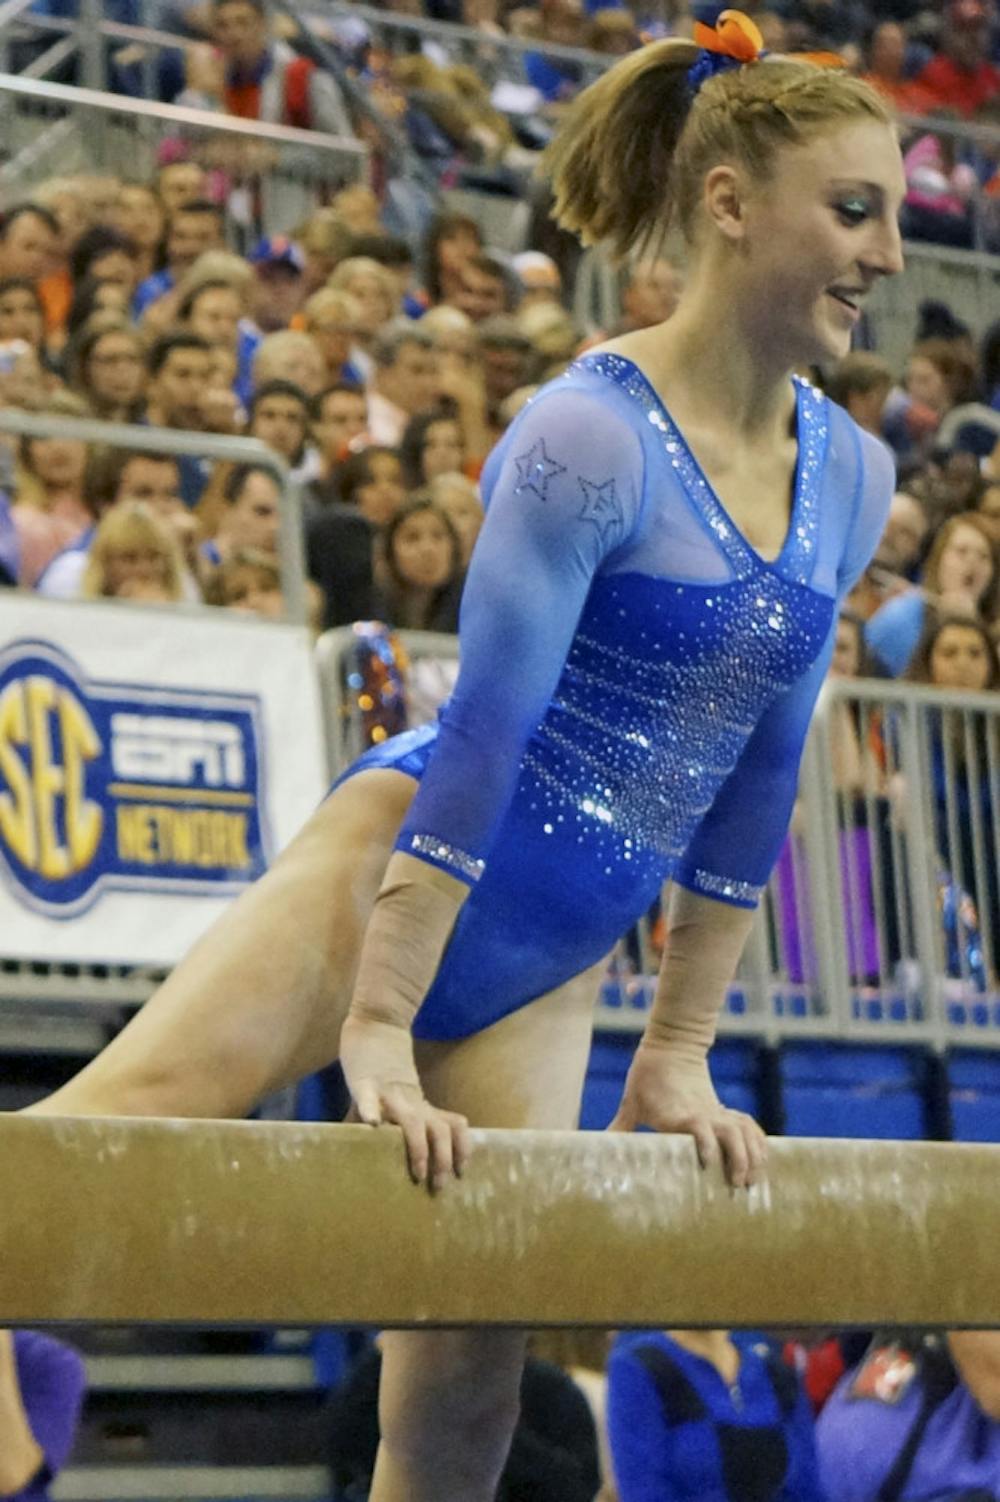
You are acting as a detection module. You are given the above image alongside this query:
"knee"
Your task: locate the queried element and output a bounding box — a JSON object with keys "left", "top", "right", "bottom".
{"left": 379, "top": 1333, "right": 524, "bottom": 1472}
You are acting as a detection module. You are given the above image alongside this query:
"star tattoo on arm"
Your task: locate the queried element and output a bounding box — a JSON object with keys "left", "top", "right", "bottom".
{"left": 513, "top": 438, "right": 567, "bottom": 503}
{"left": 577, "top": 474, "right": 624, "bottom": 545}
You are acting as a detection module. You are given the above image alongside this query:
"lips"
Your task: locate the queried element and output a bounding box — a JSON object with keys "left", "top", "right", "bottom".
{"left": 827, "top": 287, "right": 864, "bottom": 313}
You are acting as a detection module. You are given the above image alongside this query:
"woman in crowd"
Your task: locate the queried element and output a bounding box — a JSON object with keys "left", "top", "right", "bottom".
{"left": 399, "top": 408, "right": 467, "bottom": 491}
{"left": 337, "top": 445, "right": 408, "bottom": 531}
{"left": 866, "top": 512, "right": 998, "bottom": 675}
{"left": 81, "top": 501, "right": 186, "bottom": 604}
{"left": 0, "top": 279, "right": 47, "bottom": 356}
{"left": 327, "top": 256, "right": 401, "bottom": 383}
{"left": 29, "top": 17, "right": 904, "bottom": 1500}
{"left": 377, "top": 496, "right": 464, "bottom": 633}
{"left": 68, "top": 314, "right": 148, "bottom": 423}
{"left": 607, "top": 1327, "right": 822, "bottom": 1501}
{"left": 11, "top": 393, "right": 91, "bottom": 587}
{"left": 302, "top": 287, "right": 364, "bottom": 389}
{"left": 905, "top": 610, "right": 1000, "bottom": 961}
{"left": 421, "top": 210, "right": 483, "bottom": 307}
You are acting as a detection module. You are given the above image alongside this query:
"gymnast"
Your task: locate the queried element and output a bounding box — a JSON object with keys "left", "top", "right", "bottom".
{"left": 31, "top": 13, "right": 906, "bottom": 1500}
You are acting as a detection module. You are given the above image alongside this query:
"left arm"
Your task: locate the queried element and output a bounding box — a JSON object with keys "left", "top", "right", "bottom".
{"left": 610, "top": 421, "right": 895, "bottom": 1186}
{"left": 610, "top": 627, "right": 835, "bottom": 1186}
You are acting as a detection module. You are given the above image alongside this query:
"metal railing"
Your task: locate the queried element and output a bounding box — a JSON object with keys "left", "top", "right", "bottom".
{"left": 798, "top": 678, "right": 1000, "bottom": 1040}
{"left": 0, "top": 409, "right": 309, "bottom": 624}
{"left": 300, "top": 0, "right": 610, "bottom": 95}
{"left": 0, "top": 71, "right": 367, "bottom": 238}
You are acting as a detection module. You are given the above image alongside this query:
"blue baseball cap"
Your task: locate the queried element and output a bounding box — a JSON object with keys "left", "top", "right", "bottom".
{"left": 249, "top": 236, "right": 305, "bottom": 273}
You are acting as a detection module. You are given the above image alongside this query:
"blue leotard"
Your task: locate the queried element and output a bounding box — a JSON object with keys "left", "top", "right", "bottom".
{"left": 338, "top": 354, "right": 893, "bottom": 1040}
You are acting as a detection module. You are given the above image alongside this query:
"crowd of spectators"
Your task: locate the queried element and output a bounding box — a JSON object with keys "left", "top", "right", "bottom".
{"left": 1, "top": 2, "right": 1000, "bottom": 1495}
{"left": 303, "top": 1321, "right": 1000, "bottom": 1499}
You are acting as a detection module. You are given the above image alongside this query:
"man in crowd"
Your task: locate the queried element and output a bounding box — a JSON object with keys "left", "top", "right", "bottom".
{"left": 180, "top": 0, "right": 352, "bottom": 135}
{"left": 916, "top": 0, "right": 1000, "bottom": 116}
{"left": 134, "top": 200, "right": 226, "bottom": 318}
{"left": 310, "top": 383, "right": 369, "bottom": 499}
{"left": 247, "top": 237, "right": 308, "bottom": 335}
{"left": 366, "top": 321, "right": 438, "bottom": 445}
{"left": 144, "top": 332, "right": 217, "bottom": 504}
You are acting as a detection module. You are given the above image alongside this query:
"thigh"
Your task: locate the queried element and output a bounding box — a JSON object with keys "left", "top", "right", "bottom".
{"left": 38, "top": 767, "right": 420, "bottom": 1118}
{"left": 414, "top": 952, "right": 610, "bottom": 1130}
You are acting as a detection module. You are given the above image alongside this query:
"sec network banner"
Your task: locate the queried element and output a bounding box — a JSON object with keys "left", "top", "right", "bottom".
{"left": 0, "top": 595, "right": 327, "bottom": 966}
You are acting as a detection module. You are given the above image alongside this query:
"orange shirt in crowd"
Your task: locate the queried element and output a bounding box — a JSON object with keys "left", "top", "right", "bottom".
{"left": 37, "top": 269, "right": 72, "bottom": 337}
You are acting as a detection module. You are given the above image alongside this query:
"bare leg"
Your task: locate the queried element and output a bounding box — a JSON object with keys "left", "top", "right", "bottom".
{"left": 27, "top": 770, "right": 418, "bottom": 1120}
{"left": 371, "top": 955, "right": 608, "bottom": 1502}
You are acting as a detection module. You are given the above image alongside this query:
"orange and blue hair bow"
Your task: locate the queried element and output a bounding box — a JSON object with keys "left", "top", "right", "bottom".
{"left": 686, "top": 9, "right": 844, "bottom": 90}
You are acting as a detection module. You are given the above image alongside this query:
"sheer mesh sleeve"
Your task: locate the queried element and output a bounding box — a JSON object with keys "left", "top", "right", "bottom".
{"left": 395, "top": 387, "right": 645, "bottom": 884}
{"left": 837, "top": 428, "right": 896, "bottom": 596}
{"left": 674, "top": 420, "right": 894, "bottom": 908}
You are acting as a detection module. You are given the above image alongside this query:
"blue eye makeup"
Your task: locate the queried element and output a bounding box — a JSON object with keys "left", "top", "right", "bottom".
{"left": 834, "top": 196, "right": 873, "bottom": 227}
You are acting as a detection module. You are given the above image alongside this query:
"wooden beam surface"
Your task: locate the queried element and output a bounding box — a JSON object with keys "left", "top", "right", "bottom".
{"left": 2, "top": 1115, "right": 998, "bottom": 1328}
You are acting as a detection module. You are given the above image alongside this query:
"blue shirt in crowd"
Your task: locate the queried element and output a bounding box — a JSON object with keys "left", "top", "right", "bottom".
{"left": 607, "top": 1332, "right": 825, "bottom": 1502}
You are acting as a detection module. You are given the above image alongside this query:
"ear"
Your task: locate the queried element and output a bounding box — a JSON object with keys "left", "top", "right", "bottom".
{"left": 702, "top": 164, "right": 749, "bottom": 244}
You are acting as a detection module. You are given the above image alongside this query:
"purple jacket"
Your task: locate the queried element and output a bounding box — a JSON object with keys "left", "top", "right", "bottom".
{"left": 817, "top": 1362, "right": 1000, "bottom": 1500}
{"left": 9, "top": 1333, "right": 87, "bottom": 1500}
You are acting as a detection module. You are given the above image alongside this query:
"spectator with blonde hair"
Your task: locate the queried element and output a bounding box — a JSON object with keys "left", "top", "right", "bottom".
{"left": 295, "top": 209, "right": 355, "bottom": 294}
{"left": 82, "top": 501, "right": 186, "bottom": 603}
{"left": 327, "top": 256, "right": 401, "bottom": 382}
{"left": 302, "top": 287, "right": 364, "bottom": 387}
{"left": 252, "top": 329, "right": 325, "bottom": 398}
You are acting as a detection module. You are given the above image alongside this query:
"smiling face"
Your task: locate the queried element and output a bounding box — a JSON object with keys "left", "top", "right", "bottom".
{"left": 734, "top": 120, "right": 906, "bottom": 366}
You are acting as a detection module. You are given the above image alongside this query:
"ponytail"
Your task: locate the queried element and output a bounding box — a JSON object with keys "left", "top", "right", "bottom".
{"left": 542, "top": 43, "right": 891, "bottom": 261}
{"left": 542, "top": 38, "right": 699, "bottom": 261}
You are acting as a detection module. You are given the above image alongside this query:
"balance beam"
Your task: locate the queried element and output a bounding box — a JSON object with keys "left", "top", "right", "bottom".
{"left": 2, "top": 1115, "right": 998, "bottom": 1328}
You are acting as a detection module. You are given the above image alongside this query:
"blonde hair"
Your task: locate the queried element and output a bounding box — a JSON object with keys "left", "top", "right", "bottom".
{"left": 175, "top": 251, "right": 254, "bottom": 304}
{"left": 544, "top": 43, "right": 893, "bottom": 258}
{"left": 82, "top": 502, "right": 184, "bottom": 600}
{"left": 328, "top": 256, "right": 400, "bottom": 309}
{"left": 303, "top": 287, "right": 361, "bottom": 330}
{"left": 252, "top": 329, "right": 325, "bottom": 388}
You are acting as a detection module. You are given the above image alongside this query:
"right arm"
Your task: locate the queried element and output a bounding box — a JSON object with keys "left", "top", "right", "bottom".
{"left": 340, "top": 388, "right": 644, "bottom": 1182}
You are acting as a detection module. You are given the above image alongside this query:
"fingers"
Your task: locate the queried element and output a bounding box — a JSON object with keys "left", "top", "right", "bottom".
{"left": 712, "top": 1112, "right": 768, "bottom": 1190}
{"left": 356, "top": 1083, "right": 471, "bottom": 1191}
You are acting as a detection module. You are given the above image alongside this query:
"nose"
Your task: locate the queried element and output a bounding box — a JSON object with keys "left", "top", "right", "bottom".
{"left": 862, "top": 216, "right": 905, "bottom": 280}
